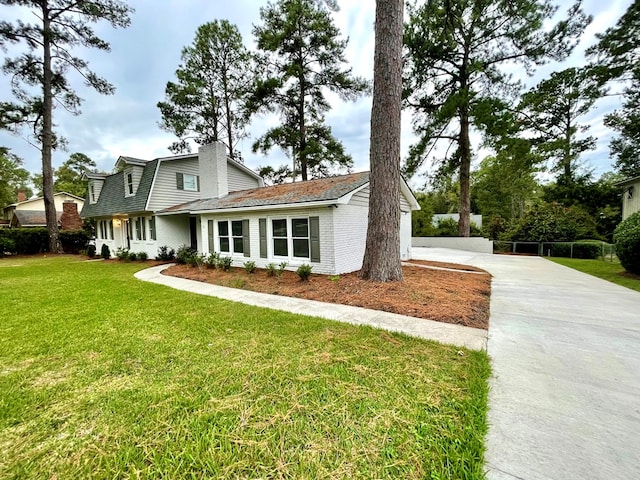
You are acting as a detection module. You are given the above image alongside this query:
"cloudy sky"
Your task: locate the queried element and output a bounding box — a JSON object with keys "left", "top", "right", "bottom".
{"left": 0, "top": 0, "right": 633, "bottom": 190}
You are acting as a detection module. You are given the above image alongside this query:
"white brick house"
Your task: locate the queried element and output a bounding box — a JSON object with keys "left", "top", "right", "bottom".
{"left": 82, "top": 142, "right": 420, "bottom": 275}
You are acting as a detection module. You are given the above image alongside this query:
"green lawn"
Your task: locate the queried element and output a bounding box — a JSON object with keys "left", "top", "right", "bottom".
{"left": 547, "top": 257, "right": 640, "bottom": 292}
{"left": 0, "top": 256, "right": 490, "bottom": 479}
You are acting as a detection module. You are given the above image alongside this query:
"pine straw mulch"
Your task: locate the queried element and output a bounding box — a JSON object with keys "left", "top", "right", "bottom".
{"left": 163, "top": 260, "right": 491, "bottom": 330}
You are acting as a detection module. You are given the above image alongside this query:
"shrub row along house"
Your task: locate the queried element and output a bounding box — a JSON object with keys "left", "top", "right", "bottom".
{"left": 81, "top": 143, "right": 420, "bottom": 274}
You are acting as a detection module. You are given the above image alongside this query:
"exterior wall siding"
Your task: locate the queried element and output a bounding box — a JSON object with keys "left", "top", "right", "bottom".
{"left": 89, "top": 180, "right": 103, "bottom": 204}
{"left": 332, "top": 203, "right": 369, "bottom": 274}
{"left": 199, "top": 207, "right": 337, "bottom": 275}
{"left": 622, "top": 179, "right": 640, "bottom": 220}
{"left": 14, "top": 194, "right": 84, "bottom": 212}
{"left": 228, "top": 162, "right": 262, "bottom": 192}
{"left": 124, "top": 166, "right": 144, "bottom": 197}
{"left": 147, "top": 158, "right": 200, "bottom": 211}
{"left": 156, "top": 215, "right": 191, "bottom": 252}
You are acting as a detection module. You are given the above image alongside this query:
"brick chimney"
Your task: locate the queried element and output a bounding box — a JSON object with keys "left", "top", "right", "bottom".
{"left": 60, "top": 201, "right": 83, "bottom": 230}
{"left": 17, "top": 190, "right": 27, "bottom": 203}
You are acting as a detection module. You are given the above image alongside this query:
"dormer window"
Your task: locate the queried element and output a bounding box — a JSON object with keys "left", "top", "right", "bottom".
{"left": 89, "top": 183, "right": 96, "bottom": 203}
{"left": 176, "top": 173, "right": 199, "bottom": 192}
{"left": 126, "top": 173, "right": 134, "bottom": 195}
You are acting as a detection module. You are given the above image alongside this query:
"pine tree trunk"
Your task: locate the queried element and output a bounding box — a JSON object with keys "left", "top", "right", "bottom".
{"left": 458, "top": 107, "right": 471, "bottom": 237}
{"left": 42, "top": 3, "right": 62, "bottom": 253}
{"left": 359, "top": 0, "right": 404, "bottom": 282}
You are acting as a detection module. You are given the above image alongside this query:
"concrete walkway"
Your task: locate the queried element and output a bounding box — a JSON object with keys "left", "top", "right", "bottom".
{"left": 135, "top": 264, "right": 487, "bottom": 351}
{"left": 412, "top": 248, "right": 640, "bottom": 480}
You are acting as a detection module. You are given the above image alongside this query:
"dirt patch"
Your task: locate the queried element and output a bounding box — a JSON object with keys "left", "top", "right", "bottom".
{"left": 163, "top": 261, "right": 491, "bottom": 329}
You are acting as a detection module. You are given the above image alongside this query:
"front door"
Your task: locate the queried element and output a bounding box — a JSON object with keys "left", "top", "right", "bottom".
{"left": 189, "top": 217, "right": 198, "bottom": 250}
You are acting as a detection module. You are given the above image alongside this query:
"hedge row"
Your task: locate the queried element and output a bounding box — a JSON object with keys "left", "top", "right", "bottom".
{"left": 0, "top": 228, "right": 90, "bottom": 255}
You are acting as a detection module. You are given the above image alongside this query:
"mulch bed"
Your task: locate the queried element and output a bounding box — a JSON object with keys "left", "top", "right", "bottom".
{"left": 163, "top": 261, "right": 491, "bottom": 329}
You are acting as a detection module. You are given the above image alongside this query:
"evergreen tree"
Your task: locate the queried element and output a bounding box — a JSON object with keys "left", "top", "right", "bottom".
{"left": 0, "top": 147, "right": 31, "bottom": 207}
{"left": 519, "top": 67, "right": 605, "bottom": 183}
{"left": 359, "top": 0, "right": 404, "bottom": 281}
{"left": 0, "top": 0, "right": 132, "bottom": 252}
{"left": 158, "top": 20, "right": 253, "bottom": 159}
{"left": 250, "top": 0, "right": 368, "bottom": 181}
{"left": 403, "top": 0, "right": 591, "bottom": 236}
{"left": 54, "top": 152, "right": 96, "bottom": 198}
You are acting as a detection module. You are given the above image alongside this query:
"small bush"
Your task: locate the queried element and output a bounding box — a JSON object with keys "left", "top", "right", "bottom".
{"left": 156, "top": 245, "right": 176, "bottom": 261}
{"left": 614, "top": 212, "right": 640, "bottom": 275}
{"left": 328, "top": 275, "right": 340, "bottom": 283}
{"left": 138, "top": 251, "right": 148, "bottom": 261}
{"left": 296, "top": 263, "right": 313, "bottom": 281}
{"left": 572, "top": 242, "right": 601, "bottom": 260}
{"left": 265, "top": 263, "right": 277, "bottom": 277}
{"left": 276, "top": 261, "right": 288, "bottom": 278}
{"left": 243, "top": 260, "right": 256, "bottom": 274}
{"left": 205, "top": 252, "right": 220, "bottom": 269}
{"left": 128, "top": 252, "right": 138, "bottom": 261}
{"left": 59, "top": 230, "right": 90, "bottom": 254}
{"left": 0, "top": 228, "right": 48, "bottom": 254}
{"left": 176, "top": 245, "right": 197, "bottom": 265}
{"left": 100, "top": 244, "right": 111, "bottom": 259}
{"left": 219, "top": 256, "right": 233, "bottom": 271}
{"left": 86, "top": 244, "right": 96, "bottom": 258}
{"left": 115, "top": 247, "right": 130, "bottom": 261}
{"left": 0, "top": 237, "right": 16, "bottom": 256}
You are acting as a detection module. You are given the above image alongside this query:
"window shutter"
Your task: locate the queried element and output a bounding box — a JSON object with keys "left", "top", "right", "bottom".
{"left": 208, "top": 220, "right": 214, "bottom": 252}
{"left": 309, "top": 216, "right": 320, "bottom": 262}
{"left": 176, "top": 172, "right": 184, "bottom": 190}
{"left": 242, "top": 219, "right": 250, "bottom": 257}
{"left": 259, "top": 218, "right": 267, "bottom": 258}
{"left": 196, "top": 175, "right": 200, "bottom": 192}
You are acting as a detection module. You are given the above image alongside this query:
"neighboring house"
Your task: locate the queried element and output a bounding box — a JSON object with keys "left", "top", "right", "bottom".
{"left": 432, "top": 213, "right": 483, "bottom": 229}
{"left": 82, "top": 142, "right": 420, "bottom": 275}
{"left": 3, "top": 192, "right": 84, "bottom": 228}
{"left": 617, "top": 175, "right": 640, "bottom": 220}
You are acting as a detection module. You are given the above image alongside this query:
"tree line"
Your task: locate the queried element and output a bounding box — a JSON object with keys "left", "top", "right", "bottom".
{"left": 1, "top": 0, "right": 638, "bottom": 280}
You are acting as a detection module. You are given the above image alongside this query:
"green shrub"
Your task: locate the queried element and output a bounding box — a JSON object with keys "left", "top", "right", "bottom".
{"left": 433, "top": 218, "right": 482, "bottom": 237}
{"left": 296, "top": 263, "right": 313, "bottom": 281}
{"left": 86, "top": 244, "right": 96, "bottom": 258}
{"left": 138, "top": 251, "right": 148, "bottom": 261}
{"left": 218, "top": 256, "right": 233, "bottom": 271}
{"left": 614, "top": 212, "right": 640, "bottom": 275}
{"left": 128, "top": 252, "right": 138, "bottom": 261}
{"left": 0, "top": 237, "right": 16, "bottom": 256}
{"left": 276, "top": 261, "right": 288, "bottom": 278}
{"left": 156, "top": 245, "right": 176, "bottom": 261}
{"left": 115, "top": 247, "right": 130, "bottom": 261}
{"left": 243, "top": 260, "right": 256, "bottom": 274}
{"left": 100, "top": 244, "right": 111, "bottom": 259}
{"left": 265, "top": 263, "right": 277, "bottom": 277}
{"left": 175, "top": 245, "right": 197, "bottom": 265}
{"left": 572, "top": 242, "right": 601, "bottom": 260}
{"left": 0, "top": 228, "right": 48, "bottom": 254}
{"left": 205, "top": 252, "right": 220, "bottom": 269}
{"left": 59, "top": 230, "right": 90, "bottom": 254}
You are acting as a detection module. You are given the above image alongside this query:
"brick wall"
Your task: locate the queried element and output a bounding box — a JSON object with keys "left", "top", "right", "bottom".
{"left": 60, "top": 201, "right": 83, "bottom": 230}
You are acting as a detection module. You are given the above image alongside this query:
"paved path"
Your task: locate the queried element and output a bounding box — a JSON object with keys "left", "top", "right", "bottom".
{"left": 135, "top": 264, "right": 487, "bottom": 350}
{"left": 412, "top": 248, "right": 640, "bottom": 480}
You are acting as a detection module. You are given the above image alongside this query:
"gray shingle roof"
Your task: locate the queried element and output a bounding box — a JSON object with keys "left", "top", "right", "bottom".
{"left": 161, "top": 172, "right": 370, "bottom": 214}
{"left": 80, "top": 159, "right": 158, "bottom": 218}
{"left": 13, "top": 210, "right": 62, "bottom": 227}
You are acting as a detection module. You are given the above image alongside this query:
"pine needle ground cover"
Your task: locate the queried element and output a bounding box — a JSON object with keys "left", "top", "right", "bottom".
{"left": 0, "top": 256, "right": 490, "bottom": 479}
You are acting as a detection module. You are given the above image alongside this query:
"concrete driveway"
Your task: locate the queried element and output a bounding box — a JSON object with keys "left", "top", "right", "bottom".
{"left": 412, "top": 248, "right": 640, "bottom": 480}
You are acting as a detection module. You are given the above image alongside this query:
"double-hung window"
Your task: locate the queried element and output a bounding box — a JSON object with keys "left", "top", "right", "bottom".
{"left": 135, "top": 217, "right": 146, "bottom": 241}
{"left": 149, "top": 216, "right": 156, "bottom": 241}
{"left": 267, "top": 217, "right": 319, "bottom": 262}
{"left": 176, "top": 173, "right": 199, "bottom": 192}
{"left": 126, "top": 173, "right": 134, "bottom": 195}
{"left": 216, "top": 220, "right": 249, "bottom": 256}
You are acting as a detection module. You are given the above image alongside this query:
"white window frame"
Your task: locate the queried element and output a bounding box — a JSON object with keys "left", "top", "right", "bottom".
{"left": 183, "top": 173, "right": 198, "bottom": 192}
{"left": 149, "top": 216, "right": 156, "bottom": 241}
{"left": 270, "top": 217, "right": 311, "bottom": 261}
{"left": 134, "top": 217, "right": 146, "bottom": 241}
{"left": 217, "top": 219, "right": 245, "bottom": 255}
{"left": 126, "top": 172, "right": 134, "bottom": 195}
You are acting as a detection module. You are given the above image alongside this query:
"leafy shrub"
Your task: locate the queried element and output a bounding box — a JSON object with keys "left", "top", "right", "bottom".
{"left": 86, "top": 244, "right": 96, "bottom": 258}
{"left": 296, "top": 263, "right": 313, "bottom": 281}
{"left": 130, "top": 252, "right": 139, "bottom": 261}
{"left": 508, "top": 203, "right": 598, "bottom": 242}
{"left": 243, "top": 260, "right": 256, "bottom": 274}
{"left": 0, "top": 228, "right": 48, "bottom": 254}
{"left": 100, "top": 244, "right": 111, "bottom": 259}
{"left": 218, "top": 256, "right": 233, "bottom": 271}
{"left": 276, "top": 261, "right": 288, "bottom": 278}
{"left": 328, "top": 275, "right": 340, "bottom": 283}
{"left": 115, "top": 247, "right": 130, "bottom": 261}
{"left": 138, "top": 251, "right": 148, "bottom": 261}
{"left": 433, "top": 218, "right": 482, "bottom": 237}
{"left": 59, "top": 230, "right": 91, "bottom": 254}
{"left": 572, "top": 242, "right": 601, "bottom": 260}
{"left": 265, "top": 262, "right": 277, "bottom": 277}
{"left": 0, "top": 237, "right": 16, "bottom": 256}
{"left": 156, "top": 245, "right": 176, "bottom": 261}
{"left": 205, "top": 252, "right": 220, "bottom": 269}
{"left": 614, "top": 212, "right": 640, "bottom": 275}
{"left": 175, "top": 245, "right": 197, "bottom": 265}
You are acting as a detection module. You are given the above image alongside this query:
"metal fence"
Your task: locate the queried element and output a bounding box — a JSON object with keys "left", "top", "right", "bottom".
{"left": 493, "top": 241, "right": 616, "bottom": 261}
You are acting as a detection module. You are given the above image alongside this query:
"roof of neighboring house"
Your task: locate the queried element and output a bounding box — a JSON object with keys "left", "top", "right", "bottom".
{"left": 615, "top": 175, "right": 640, "bottom": 187}
{"left": 160, "top": 172, "right": 373, "bottom": 214}
{"left": 80, "top": 159, "right": 159, "bottom": 218}
{"left": 12, "top": 210, "right": 62, "bottom": 227}
{"left": 4, "top": 191, "right": 85, "bottom": 210}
